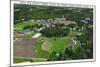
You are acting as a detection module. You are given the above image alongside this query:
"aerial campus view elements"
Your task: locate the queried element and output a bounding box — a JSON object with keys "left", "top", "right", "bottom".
{"left": 13, "top": 4, "right": 94, "bottom": 64}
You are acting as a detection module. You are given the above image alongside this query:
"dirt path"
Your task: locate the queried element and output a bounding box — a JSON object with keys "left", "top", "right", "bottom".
{"left": 67, "top": 31, "right": 76, "bottom": 48}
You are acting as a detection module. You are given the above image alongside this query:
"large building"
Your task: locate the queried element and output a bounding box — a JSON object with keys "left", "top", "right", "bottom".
{"left": 54, "top": 17, "right": 75, "bottom": 25}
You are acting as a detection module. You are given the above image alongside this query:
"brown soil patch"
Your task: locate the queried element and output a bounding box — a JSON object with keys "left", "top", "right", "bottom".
{"left": 14, "top": 38, "right": 37, "bottom": 58}
{"left": 41, "top": 40, "right": 52, "bottom": 52}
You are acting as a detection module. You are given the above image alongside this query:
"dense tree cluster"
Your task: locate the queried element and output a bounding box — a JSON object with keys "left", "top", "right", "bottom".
{"left": 23, "top": 23, "right": 43, "bottom": 30}
{"left": 14, "top": 4, "right": 93, "bottom": 22}
{"left": 40, "top": 27, "right": 70, "bottom": 37}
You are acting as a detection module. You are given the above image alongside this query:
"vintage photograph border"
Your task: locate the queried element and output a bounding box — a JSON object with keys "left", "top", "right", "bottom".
{"left": 10, "top": 0, "right": 96, "bottom": 67}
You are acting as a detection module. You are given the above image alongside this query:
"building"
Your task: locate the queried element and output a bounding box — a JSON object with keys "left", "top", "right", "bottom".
{"left": 54, "top": 17, "right": 75, "bottom": 25}
{"left": 16, "top": 29, "right": 31, "bottom": 35}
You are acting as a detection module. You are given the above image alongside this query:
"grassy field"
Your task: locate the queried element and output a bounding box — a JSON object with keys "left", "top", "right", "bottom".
{"left": 48, "top": 37, "right": 69, "bottom": 53}
{"left": 34, "top": 36, "right": 70, "bottom": 58}
{"left": 34, "top": 38, "right": 49, "bottom": 58}
{"left": 14, "top": 21, "right": 39, "bottom": 30}
{"left": 14, "top": 57, "right": 47, "bottom": 63}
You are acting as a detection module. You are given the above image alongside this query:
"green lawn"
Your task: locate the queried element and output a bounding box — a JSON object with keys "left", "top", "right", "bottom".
{"left": 14, "top": 21, "right": 39, "bottom": 30}
{"left": 14, "top": 57, "right": 31, "bottom": 63}
{"left": 34, "top": 36, "right": 70, "bottom": 58}
{"left": 14, "top": 57, "right": 47, "bottom": 63}
{"left": 34, "top": 38, "right": 49, "bottom": 58}
{"left": 48, "top": 37, "right": 69, "bottom": 53}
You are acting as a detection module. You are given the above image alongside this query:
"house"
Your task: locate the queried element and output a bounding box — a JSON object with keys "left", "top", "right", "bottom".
{"left": 36, "top": 27, "right": 45, "bottom": 31}
{"left": 85, "top": 17, "right": 91, "bottom": 21}
{"left": 14, "top": 9, "right": 20, "bottom": 12}
{"left": 16, "top": 30, "right": 25, "bottom": 35}
{"left": 16, "top": 29, "right": 31, "bottom": 35}
{"left": 64, "top": 20, "right": 75, "bottom": 25}
{"left": 54, "top": 17, "right": 75, "bottom": 25}
{"left": 80, "top": 20, "right": 88, "bottom": 24}
{"left": 80, "top": 17, "right": 92, "bottom": 24}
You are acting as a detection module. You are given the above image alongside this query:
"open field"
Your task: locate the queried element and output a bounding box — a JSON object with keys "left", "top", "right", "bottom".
{"left": 48, "top": 37, "right": 69, "bottom": 53}
{"left": 34, "top": 35, "right": 71, "bottom": 58}
{"left": 14, "top": 21, "right": 39, "bottom": 30}
{"left": 14, "top": 57, "right": 47, "bottom": 63}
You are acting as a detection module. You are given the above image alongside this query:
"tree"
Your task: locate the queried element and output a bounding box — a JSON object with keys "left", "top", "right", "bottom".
{"left": 48, "top": 51, "right": 67, "bottom": 61}
{"left": 40, "top": 27, "right": 70, "bottom": 37}
{"left": 71, "top": 44, "right": 87, "bottom": 59}
{"left": 65, "top": 47, "right": 73, "bottom": 58}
